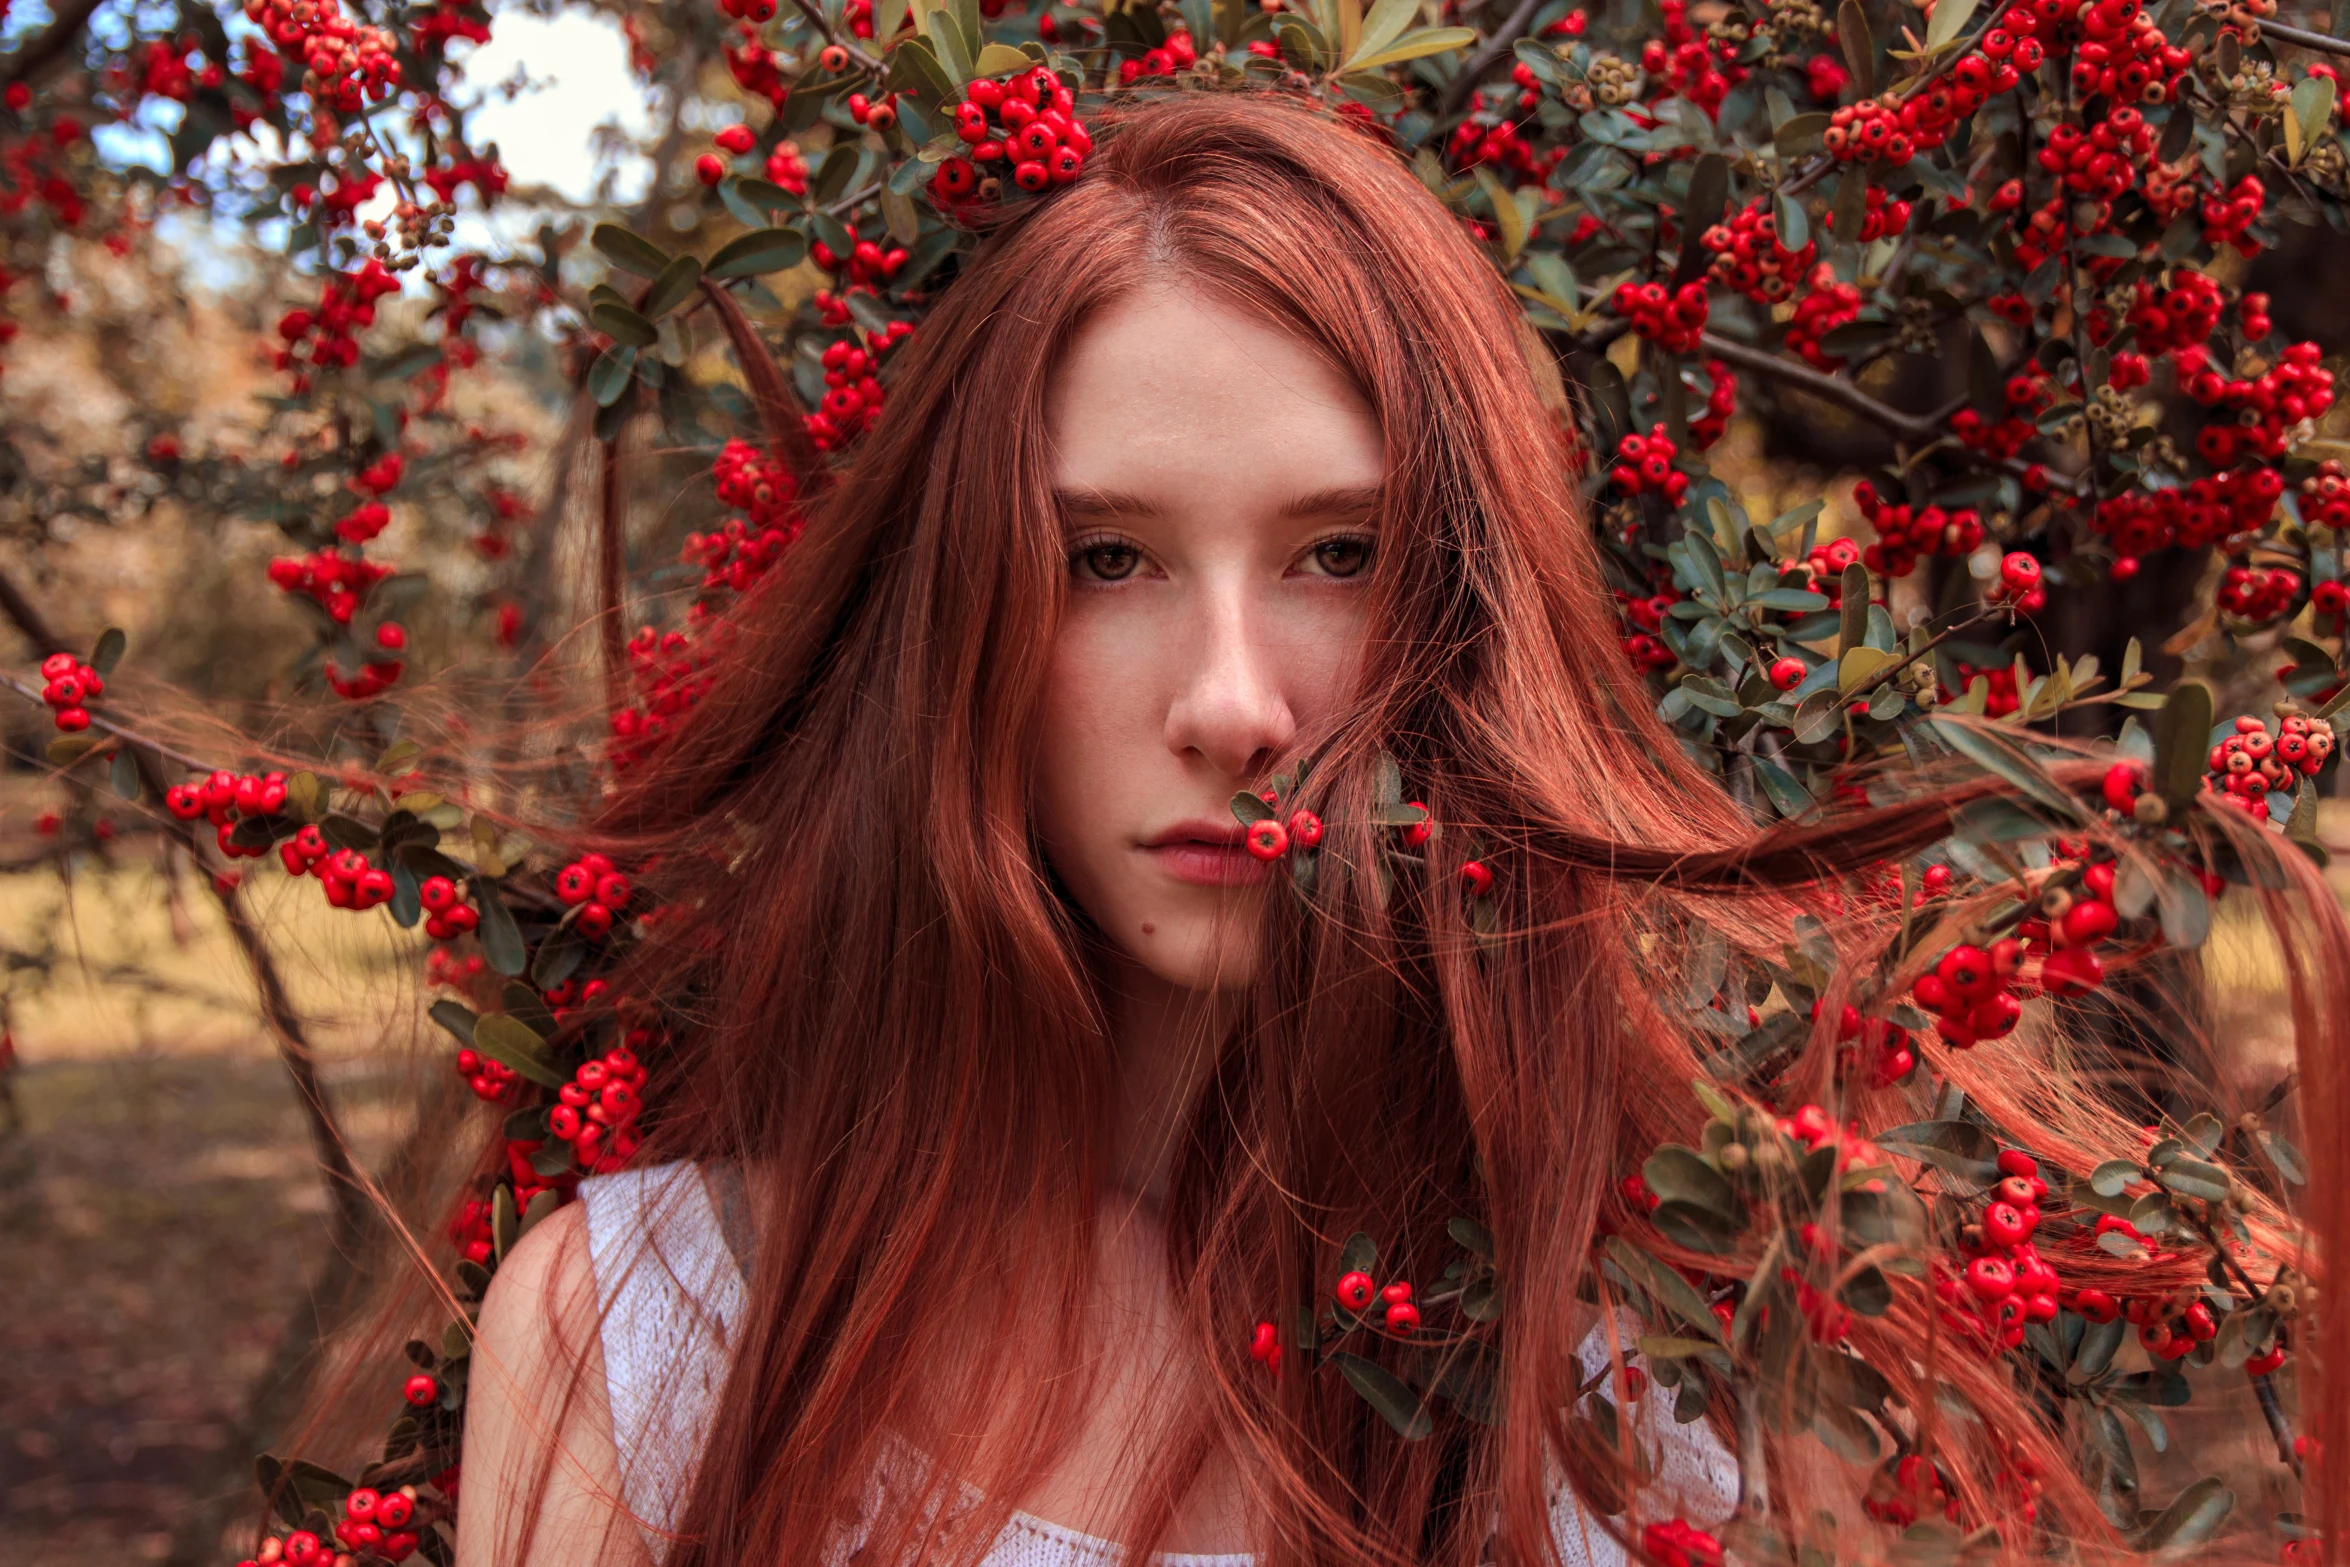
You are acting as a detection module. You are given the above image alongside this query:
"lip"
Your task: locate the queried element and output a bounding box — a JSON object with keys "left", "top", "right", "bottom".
{"left": 1140, "top": 817, "right": 1272, "bottom": 887}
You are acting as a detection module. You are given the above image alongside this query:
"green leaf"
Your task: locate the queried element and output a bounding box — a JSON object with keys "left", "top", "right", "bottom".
{"left": 472, "top": 1013, "right": 567, "bottom": 1090}
{"left": 471, "top": 875, "right": 528, "bottom": 976}
{"left": 1642, "top": 1145, "right": 1737, "bottom": 1216}
{"left": 590, "top": 299, "right": 659, "bottom": 349}
{"left": 1340, "top": 1230, "right": 1378, "bottom": 1275}
{"left": 1328, "top": 1351, "right": 1433, "bottom": 1438}
{"left": 707, "top": 227, "right": 810, "bottom": 278}
{"left": 90, "top": 626, "right": 128, "bottom": 676}
{"left": 110, "top": 747, "right": 140, "bottom": 801}
{"left": 1347, "top": 24, "right": 1475, "bottom": 68}
{"left": 973, "top": 41, "right": 1030, "bottom": 74}
{"left": 2089, "top": 1158, "right": 2138, "bottom": 1197}
{"left": 588, "top": 346, "right": 637, "bottom": 408}
{"left": 1925, "top": 0, "right": 1978, "bottom": 51}
{"left": 428, "top": 998, "right": 479, "bottom": 1047}
{"left": 2257, "top": 1128, "right": 2308, "bottom": 1185}
{"left": 2140, "top": 1477, "right": 2234, "bottom": 1553}
{"left": 1448, "top": 1215, "right": 1495, "bottom": 1259}
{"left": 1348, "top": 0, "right": 1419, "bottom": 67}
{"left": 591, "top": 223, "right": 675, "bottom": 278}
{"left": 640, "top": 255, "right": 704, "bottom": 319}
{"left": 1230, "top": 789, "right": 1275, "bottom": 825}
{"left": 1925, "top": 716, "right": 2081, "bottom": 818}
{"left": 1836, "top": 0, "right": 1874, "bottom": 95}
{"left": 2155, "top": 1157, "right": 2231, "bottom": 1203}
{"left": 2295, "top": 73, "right": 2338, "bottom": 162}
{"left": 1774, "top": 112, "right": 1829, "bottom": 161}
{"left": 1604, "top": 1235, "right": 1724, "bottom": 1343}
{"left": 1773, "top": 188, "right": 1810, "bottom": 253}
{"left": 1473, "top": 166, "right": 1527, "bottom": 263}
{"left": 1876, "top": 1119, "right": 2000, "bottom": 1185}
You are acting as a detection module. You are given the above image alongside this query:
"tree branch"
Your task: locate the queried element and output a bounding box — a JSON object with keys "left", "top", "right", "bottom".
{"left": 1699, "top": 330, "right": 1941, "bottom": 441}
{"left": 2256, "top": 18, "right": 2350, "bottom": 58}
{"left": 0, "top": 565, "right": 369, "bottom": 1251}
{"left": 1440, "top": 0, "right": 1544, "bottom": 116}
{"left": 790, "top": 0, "right": 883, "bottom": 74}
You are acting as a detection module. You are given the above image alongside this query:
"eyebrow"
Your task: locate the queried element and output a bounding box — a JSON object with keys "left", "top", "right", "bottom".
{"left": 1051, "top": 483, "right": 1386, "bottom": 523}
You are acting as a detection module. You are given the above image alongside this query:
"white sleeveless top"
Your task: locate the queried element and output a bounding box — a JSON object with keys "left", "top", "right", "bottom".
{"left": 581, "top": 1162, "right": 1738, "bottom": 1566}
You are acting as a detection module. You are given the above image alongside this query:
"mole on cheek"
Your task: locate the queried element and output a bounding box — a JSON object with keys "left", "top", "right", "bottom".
{"left": 1140, "top": 922, "right": 1156, "bottom": 935}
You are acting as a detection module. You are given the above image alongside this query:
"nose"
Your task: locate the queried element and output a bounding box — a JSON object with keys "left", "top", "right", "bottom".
{"left": 1163, "top": 581, "right": 1296, "bottom": 783}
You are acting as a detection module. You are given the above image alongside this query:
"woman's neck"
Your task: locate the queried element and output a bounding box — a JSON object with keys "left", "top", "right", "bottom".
{"left": 1097, "top": 952, "right": 1234, "bottom": 1209}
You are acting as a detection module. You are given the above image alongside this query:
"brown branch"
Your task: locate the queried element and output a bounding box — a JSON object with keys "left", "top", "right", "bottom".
{"left": 0, "top": 0, "right": 105, "bottom": 87}
{"left": 0, "top": 565, "right": 368, "bottom": 1250}
{"left": 789, "top": 0, "right": 883, "bottom": 74}
{"left": 2256, "top": 17, "right": 2350, "bottom": 57}
{"left": 698, "top": 275, "right": 829, "bottom": 486}
{"left": 1440, "top": 0, "right": 1545, "bottom": 116}
{"left": 1698, "top": 330, "right": 1941, "bottom": 441}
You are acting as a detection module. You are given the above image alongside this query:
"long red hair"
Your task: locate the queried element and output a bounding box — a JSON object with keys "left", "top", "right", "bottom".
{"left": 419, "top": 90, "right": 2350, "bottom": 1565}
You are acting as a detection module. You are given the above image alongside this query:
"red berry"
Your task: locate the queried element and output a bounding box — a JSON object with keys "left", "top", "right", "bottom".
{"left": 1461, "top": 860, "right": 1494, "bottom": 896}
{"left": 694, "top": 154, "right": 726, "bottom": 186}
{"left": 402, "top": 1373, "right": 438, "bottom": 1407}
{"left": 1335, "top": 1270, "right": 1375, "bottom": 1310}
{"left": 714, "top": 124, "right": 756, "bottom": 154}
{"left": 1385, "top": 1301, "right": 1421, "bottom": 1335}
{"left": 1245, "top": 819, "right": 1288, "bottom": 860}
{"left": 1769, "top": 656, "right": 1806, "bottom": 690}
{"left": 1287, "top": 809, "right": 1324, "bottom": 848}
{"left": 819, "top": 44, "right": 849, "bottom": 70}
{"left": 375, "top": 622, "right": 407, "bottom": 651}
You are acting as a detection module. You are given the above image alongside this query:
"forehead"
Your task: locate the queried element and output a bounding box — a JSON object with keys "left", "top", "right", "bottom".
{"left": 1045, "top": 288, "right": 1384, "bottom": 501}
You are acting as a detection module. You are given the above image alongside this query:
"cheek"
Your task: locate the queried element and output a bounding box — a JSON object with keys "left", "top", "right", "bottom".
{"left": 1030, "top": 606, "right": 1156, "bottom": 891}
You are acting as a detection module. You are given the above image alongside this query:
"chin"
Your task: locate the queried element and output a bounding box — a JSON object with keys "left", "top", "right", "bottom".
{"left": 1118, "top": 908, "right": 1263, "bottom": 993}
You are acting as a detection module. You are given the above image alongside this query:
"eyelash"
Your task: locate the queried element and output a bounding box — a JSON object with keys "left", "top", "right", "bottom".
{"left": 1064, "top": 531, "right": 1377, "bottom": 583}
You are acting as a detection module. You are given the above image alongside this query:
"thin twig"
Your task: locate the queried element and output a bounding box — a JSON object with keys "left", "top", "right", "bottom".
{"left": 790, "top": 0, "right": 883, "bottom": 73}
{"left": 2256, "top": 17, "right": 2350, "bottom": 58}
{"left": 1440, "top": 0, "right": 1545, "bottom": 116}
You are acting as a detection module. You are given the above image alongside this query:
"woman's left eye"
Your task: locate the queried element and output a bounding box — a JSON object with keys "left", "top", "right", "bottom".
{"left": 1304, "top": 534, "right": 1374, "bottom": 579}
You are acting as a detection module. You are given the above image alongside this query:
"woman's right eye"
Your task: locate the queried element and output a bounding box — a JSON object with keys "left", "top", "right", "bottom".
{"left": 1071, "top": 540, "right": 1144, "bottom": 582}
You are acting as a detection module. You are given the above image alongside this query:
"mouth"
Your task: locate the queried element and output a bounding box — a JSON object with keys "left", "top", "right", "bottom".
{"left": 1139, "top": 818, "right": 1272, "bottom": 887}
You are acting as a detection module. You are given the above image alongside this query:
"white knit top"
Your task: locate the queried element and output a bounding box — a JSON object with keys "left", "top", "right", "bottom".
{"left": 580, "top": 1162, "right": 1738, "bottom": 1566}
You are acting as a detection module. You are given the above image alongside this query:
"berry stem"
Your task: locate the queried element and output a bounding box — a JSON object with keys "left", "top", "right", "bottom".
{"left": 788, "top": 0, "right": 882, "bottom": 74}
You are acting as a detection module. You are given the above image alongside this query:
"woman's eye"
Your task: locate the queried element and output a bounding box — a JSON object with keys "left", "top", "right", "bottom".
{"left": 1072, "top": 540, "right": 1144, "bottom": 582}
{"left": 1307, "top": 534, "right": 1373, "bottom": 579}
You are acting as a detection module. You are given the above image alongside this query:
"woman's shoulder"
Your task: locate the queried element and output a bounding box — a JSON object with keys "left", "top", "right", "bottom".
{"left": 460, "top": 1201, "right": 650, "bottom": 1565}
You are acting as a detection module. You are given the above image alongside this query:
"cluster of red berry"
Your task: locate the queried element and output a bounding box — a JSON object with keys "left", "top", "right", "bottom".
{"left": 1615, "top": 580, "right": 1682, "bottom": 673}
{"left": 547, "top": 1045, "right": 649, "bottom": 1173}
{"left": 1333, "top": 1265, "right": 1421, "bottom": 1335}
{"left": 1606, "top": 423, "right": 1689, "bottom": 503}
{"left": 807, "top": 321, "right": 916, "bottom": 451}
{"left": 453, "top": 1045, "right": 519, "bottom": 1105}
{"left": 1610, "top": 279, "right": 1708, "bottom": 353}
{"left": 1115, "top": 27, "right": 1196, "bottom": 83}
{"left": 241, "top": 0, "right": 400, "bottom": 119}
{"left": 416, "top": 873, "right": 482, "bottom": 941}
{"left": 326, "top": 623, "right": 407, "bottom": 701}
{"left": 329, "top": 1485, "right": 422, "bottom": 1562}
{"left": 2301, "top": 460, "right": 2350, "bottom": 531}
{"left": 554, "top": 852, "right": 632, "bottom": 940}
{"left": 2187, "top": 341, "right": 2333, "bottom": 469}
{"left": 1701, "top": 200, "right": 1814, "bottom": 304}
{"left": 932, "top": 66, "right": 1092, "bottom": 202}
{"left": 2205, "top": 711, "right": 2335, "bottom": 814}
{"left": 1938, "top": 660, "right": 2021, "bottom": 717}
{"left": 270, "top": 260, "right": 402, "bottom": 393}
{"left": 1850, "top": 481, "right": 1984, "bottom": 579}
{"left": 265, "top": 549, "right": 393, "bottom": 625}
{"left": 2090, "top": 467, "right": 2279, "bottom": 577}
{"left": 35, "top": 649, "right": 105, "bottom": 732}
{"left": 1816, "top": 1000, "right": 1917, "bottom": 1087}
{"left": 2200, "top": 173, "right": 2266, "bottom": 255}
{"left": 1861, "top": 1452, "right": 1963, "bottom": 1527}
{"left": 1638, "top": 0, "right": 1743, "bottom": 115}
{"left": 1688, "top": 361, "right": 1736, "bottom": 449}
{"left": 1785, "top": 266, "right": 1860, "bottom": 368}
{"left": 2215, "top": 563, "right": 2301, "bottom": 623}
{"left": 2036, "top": 108, "right": 2157, "bottom": 212}
{"left": 164, "top": 768, "right": 287, "bottom": 856}
{"left": 1932, "top": 1149, "right": 2058, "bottom": 1352}
{"left": 611, "top": 623, "right": 715, "bottom": 769}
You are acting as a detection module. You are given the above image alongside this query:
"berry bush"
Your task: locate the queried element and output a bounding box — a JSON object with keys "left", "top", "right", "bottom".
{"left": 6, "top": 0, "right": 2350, "bottom": 1556}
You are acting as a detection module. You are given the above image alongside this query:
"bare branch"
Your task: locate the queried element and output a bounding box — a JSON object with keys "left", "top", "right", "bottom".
{"left": 1440, "top": 0, "right": 1545, "bottom": 116}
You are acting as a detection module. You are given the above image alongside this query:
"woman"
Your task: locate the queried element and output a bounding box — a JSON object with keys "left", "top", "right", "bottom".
{"left": 448, "top": 91, "right": 2345, "bottom": 1566}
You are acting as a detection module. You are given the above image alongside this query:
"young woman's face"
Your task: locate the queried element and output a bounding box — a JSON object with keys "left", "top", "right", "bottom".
{"left": 1032, "top": 287, "right": 1383, "bottom": 992}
